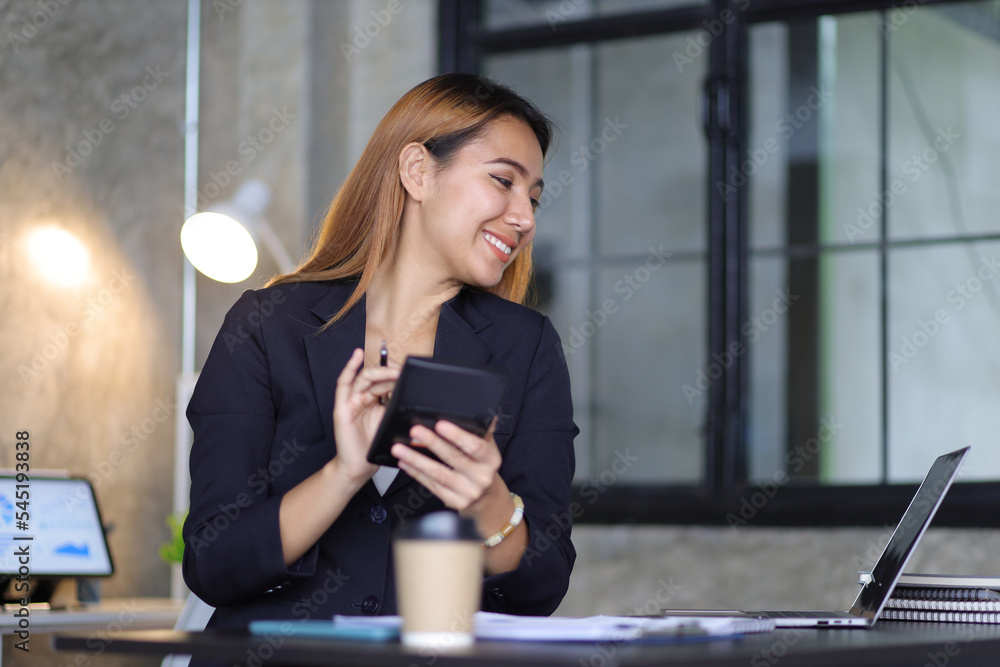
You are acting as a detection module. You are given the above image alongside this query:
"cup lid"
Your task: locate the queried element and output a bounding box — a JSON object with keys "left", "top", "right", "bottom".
{"left": 394, "top": 511, "right": 481, "bottom": 541}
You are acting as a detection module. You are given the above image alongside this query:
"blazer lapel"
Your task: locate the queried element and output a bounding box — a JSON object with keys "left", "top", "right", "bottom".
{"left": 304, "top": 282, "right": 391, "bottom": 504}
{"left": 303, "top": 282, "right": 365, "bottom": 451}
{"left": 432, "top": 288, "right": 493, "bottom": 366}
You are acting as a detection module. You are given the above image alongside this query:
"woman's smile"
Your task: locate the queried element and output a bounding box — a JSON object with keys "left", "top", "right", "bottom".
{"left": 482, "top": 230, "right": 516, "bottom": 262}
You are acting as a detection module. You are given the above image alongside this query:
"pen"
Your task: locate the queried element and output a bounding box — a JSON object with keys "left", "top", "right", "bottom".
{"left": 379, "top": 341, "right": 388, "bottom": 405}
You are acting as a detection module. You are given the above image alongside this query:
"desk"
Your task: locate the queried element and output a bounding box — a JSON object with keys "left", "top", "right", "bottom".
{"left": 52, "top": 621, "right": 1000, "bottom": 666}
{"left": 2, "top": 597, "right": 182, "bottom": 661}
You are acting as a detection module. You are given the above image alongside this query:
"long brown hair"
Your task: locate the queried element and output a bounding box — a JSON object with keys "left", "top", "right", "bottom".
{"left": 268, "top": 73, "right": 553, "bottom": 324}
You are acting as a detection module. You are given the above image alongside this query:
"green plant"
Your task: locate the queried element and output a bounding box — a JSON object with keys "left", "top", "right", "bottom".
{"left": 159, "top": 511, "right": 186, "bottom": 564}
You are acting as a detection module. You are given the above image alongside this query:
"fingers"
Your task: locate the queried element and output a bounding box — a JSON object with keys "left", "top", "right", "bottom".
{"left": 335, "top": 348, "right": 365, "bottom": 391}
{"left": 335, "top": 349, "right": 400, "bottom": 407}
{"left": 427, "top": 420, "right": 494, "bottom": 461}
{"left": 392, "top": 444, "right": 470, "bottom": 508}
{"left": 392, "top": 421, "right": 500, "bottom": 510}
{"left": 354, "top": 371, "right": 398, "bottom": 403}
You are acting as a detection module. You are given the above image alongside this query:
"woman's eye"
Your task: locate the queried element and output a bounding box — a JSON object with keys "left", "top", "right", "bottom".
{"left": 491, "top": 174, "right": 512, "bottom": 189}
{"left": 530, "top": 198, "right": 541, "bottom": 211}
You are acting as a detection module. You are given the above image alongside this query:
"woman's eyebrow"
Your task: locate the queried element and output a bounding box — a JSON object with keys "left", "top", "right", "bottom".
{"left": 485, "top": 157, "right": 545, "bottom": 191}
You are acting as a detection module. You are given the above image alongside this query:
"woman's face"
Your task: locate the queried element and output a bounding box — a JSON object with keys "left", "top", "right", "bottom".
{"left": 414, "top": 116, "right": 544, "bottom": 289}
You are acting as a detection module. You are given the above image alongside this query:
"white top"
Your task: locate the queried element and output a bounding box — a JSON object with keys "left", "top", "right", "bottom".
{"left": 372, "top": 466, "right": 399, "bottom": 495}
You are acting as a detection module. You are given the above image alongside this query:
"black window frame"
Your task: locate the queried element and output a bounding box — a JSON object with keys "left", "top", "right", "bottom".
{"left": 439, "top": 0, "right": 1000, "bottom": 528}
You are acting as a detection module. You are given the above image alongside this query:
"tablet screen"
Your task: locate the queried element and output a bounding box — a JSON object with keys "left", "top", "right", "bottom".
{"left": 0, "top": 477, "right": 114, "bottom": 577}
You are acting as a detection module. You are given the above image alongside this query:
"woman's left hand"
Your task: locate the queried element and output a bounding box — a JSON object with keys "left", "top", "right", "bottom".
{"left": 393, "top": 419, "right": 528, "bottom": 575}
{"left": 391, "top": 419, "right": 504, "bottom": 517}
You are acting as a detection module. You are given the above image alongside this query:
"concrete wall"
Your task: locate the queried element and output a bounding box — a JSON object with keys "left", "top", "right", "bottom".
{"left": 1, "top": 0, "right": 186, "bottom": 600}
{"left": 0, "top": 0, "right": 436, "bottom": 603}
{"left": 560, "top": 525, "right": 1000, "bottom": 616}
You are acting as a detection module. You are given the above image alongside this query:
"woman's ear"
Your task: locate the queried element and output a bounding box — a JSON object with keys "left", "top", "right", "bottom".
{"left": 398, "top": 142, "right": 432, "bottom": 202}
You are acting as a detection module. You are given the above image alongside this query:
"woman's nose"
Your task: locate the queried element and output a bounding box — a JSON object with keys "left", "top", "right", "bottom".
{"left": 505, "top": 195, "right": 536, "bottom": 233}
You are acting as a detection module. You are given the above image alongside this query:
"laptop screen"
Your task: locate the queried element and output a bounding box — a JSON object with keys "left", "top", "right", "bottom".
{"left": 849, "top": 447, "right": 969, "bottom": 619}
{"left": 0, "top": 477, "right": 114, "bottom": 577}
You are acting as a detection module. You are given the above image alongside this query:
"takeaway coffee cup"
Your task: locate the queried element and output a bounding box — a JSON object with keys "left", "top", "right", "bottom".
{"left": 393, "top": 511, "right": 483, "bottom": 649}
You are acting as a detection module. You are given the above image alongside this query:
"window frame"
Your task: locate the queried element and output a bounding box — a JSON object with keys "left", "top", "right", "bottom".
{"left": 439, "top": 0, "right": 1000, "bottom": 528}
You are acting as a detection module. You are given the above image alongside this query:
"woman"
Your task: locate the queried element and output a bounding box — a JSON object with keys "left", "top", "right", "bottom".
{"left": 183, "top": 72, "right": 578, "bottom": 629}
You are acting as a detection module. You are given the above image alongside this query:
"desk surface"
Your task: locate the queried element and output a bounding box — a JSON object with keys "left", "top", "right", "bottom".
{"left": 51, "top": 621, "right": 1000, "bottom": 667}
{"left": 2, "top": 597, "right": 183, "bottom": 634}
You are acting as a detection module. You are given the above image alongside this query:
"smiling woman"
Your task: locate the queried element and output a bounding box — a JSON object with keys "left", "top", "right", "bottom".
{"left": 397, "top": 115, "right": 543, "bottom": 291}
{"left": 183, "top": 73, "right": 579, "bottom": 632}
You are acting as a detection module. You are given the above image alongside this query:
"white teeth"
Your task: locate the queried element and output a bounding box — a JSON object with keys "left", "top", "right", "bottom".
{"left": 483, "top": 232, "right": 511, "bottom": 255}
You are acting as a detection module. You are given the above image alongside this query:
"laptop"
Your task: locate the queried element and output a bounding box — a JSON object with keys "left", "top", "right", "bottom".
{"left": 662, "top": 446, "right": 969, "bottom": 628}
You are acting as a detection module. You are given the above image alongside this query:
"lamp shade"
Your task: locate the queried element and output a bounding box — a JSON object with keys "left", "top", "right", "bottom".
{"left": 180, "top": 211, "right": 258, "bottom": 283}
{"left": 180, "top": 179, "right": 275, "bottom": 283}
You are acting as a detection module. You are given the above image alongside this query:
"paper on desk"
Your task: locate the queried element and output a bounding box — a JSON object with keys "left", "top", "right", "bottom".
{"left": 331, "top": 612, "right": 772, "bottom": 642}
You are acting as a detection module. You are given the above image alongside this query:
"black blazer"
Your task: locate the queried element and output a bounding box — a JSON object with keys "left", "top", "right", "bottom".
{"left": 183, "top": 280, "right": 578, "bottom": 629}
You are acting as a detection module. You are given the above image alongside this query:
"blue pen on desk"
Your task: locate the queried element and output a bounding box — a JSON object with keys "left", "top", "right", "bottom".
{"left": 249, "top": 619, "right": 399, "bottom": 642}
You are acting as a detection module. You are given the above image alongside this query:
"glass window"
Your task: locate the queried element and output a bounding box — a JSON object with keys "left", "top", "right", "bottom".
{"left": 483, "top": 30, "right": 708, "bottom": 484}
{"left": 747, "top": 3, "right": 1000, "bottom": 485}
{"left": 457, "top": 0, "right": 1000, "bottom": 525}
{"left": 483, "top": 0, "right": 709, "bottom": 31}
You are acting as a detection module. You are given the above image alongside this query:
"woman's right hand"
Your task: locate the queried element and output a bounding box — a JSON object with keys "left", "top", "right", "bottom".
{"left": 330, "top": 348, "right": 400, "bottom": 485}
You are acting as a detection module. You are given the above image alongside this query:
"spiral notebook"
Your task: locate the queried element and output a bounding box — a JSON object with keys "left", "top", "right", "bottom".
{"left": 858, "top": 572, "right": 1000, "bottom": 622}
